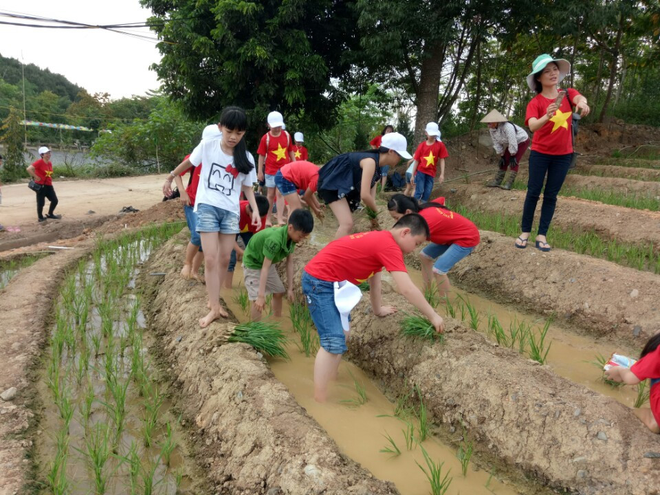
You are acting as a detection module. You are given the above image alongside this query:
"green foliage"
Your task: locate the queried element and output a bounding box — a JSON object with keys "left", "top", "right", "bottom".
{"left": 229, "top": 321, "right": 290, "bottom": 359}
{"left": 400, "top": 314, "right": 444, "bottom": 343}
{"left": 0, "top": 107, "right": 27, "bottom": 181}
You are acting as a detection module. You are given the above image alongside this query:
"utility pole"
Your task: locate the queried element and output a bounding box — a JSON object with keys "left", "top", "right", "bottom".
{"left": 21, "top": 52, "right": 27, "bottom": 149}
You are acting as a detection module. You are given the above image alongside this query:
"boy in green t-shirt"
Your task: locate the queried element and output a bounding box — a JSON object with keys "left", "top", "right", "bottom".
{"left": 243, "top": 209, "right": 314, "bottom": 321}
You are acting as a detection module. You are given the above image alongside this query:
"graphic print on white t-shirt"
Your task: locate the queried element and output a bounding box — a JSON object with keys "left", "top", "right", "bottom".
{"left": 208, "top": 162, "right": 239, "bottom": 196}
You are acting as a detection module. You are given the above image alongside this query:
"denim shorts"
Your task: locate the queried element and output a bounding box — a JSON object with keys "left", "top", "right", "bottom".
{"left": 183, "top": 204, "right": 202, "bottom": 248}
{"left": 196, "top": 203, "right": 240, "bottom": 234}
{"left": 420, "top": 243, "right": 474, "bottom": 275}
{"left": 302, "top": 271, "right": 347, "bottom": 355}
{"left": 405, "top": 172, "right": 412, "bottom": 184}
{"left": 265, "top": 173, "right": 277, "bottom": 188}
{"left": 274, "top": 170, "right": 298, "bottom": 196}
{"left": 380, "top": 165, "right": 390, "bottom": 176}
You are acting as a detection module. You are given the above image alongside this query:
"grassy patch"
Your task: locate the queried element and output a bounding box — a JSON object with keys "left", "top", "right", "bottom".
{"left": 229, "top": 321, "right": 290, "bottom": 359}
{"left": 400, "top": 314, "right": 444, "bottom": 343}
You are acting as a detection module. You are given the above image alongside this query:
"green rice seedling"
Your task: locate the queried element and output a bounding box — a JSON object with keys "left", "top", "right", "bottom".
{"left": 56, "top": 389, "right": 75, "bottom": 433}
{"left": 457, "top": 438, "right": 474, "bottom": 477}
{"left": 228, "top": 321, "right": 290, "bottom": 359}
{"left": 45, "top": 429, "right": 69, "bottom": 495}
{"left": 357, "top": 281, "right": 370, "bottom": 292}
{"left": 365, "top": 206, "right": 379, "bottom": 219}
{"left": 380, "top": 432, "right": 402, "bottom": 456}
{"left": 634, "top": 380, "right": 650, "bottom": 408}
{"left": 443, "top": 296, "right": 456, "bottom": 319}
{"left": 160, "top": 422, "right": 177, "bottom": 467}
{"left": 456, "top": 294, "right": 480, "bottom": 331}
{"left": 394, "top": 387, "right": 415, "bottom": 420}
{"left": 400, "top": 313, "right": 445, "bottom": 343}
{"left": 456, "top": 297, "right": 467, "bottom": 321}
{"left": 415, "top": 386, "right": 429, "bottom": 442}
{"left": 416, "top": 444, "right": 452, "bottom": 495}
{"left": 143, "top": 386, "right": 163, "bottom": 448}
{"left": 174, "top": 469, "right": 183, "bottom": 492}
{"left": 527, "top": 317, "right": 553, "bottom": 365}
{"left": 590, "top": 354, "right": 625, "bottom": 388}
{"left": 101, "top": 368, "right": 131, "bottom": 447}
{"left": 341, "top": 370, "right": 369, "bottom": 407}
{"left": 289, "top": 300, "right": 319, "bottom": 357}
{"left": 80, "top": 422, "right": 112, "bottom": 494}
{"left": 424, "top": 283, "right": 441, "bottom": 309}
{"left": 403, "top": 421, "right": 415, "bottom": 450}
{"left": 79, "top": 382, "right": 95, "bottom": 428}
{"left": 126, "top": 441, "right": 140, "bottom": 494}
{"left": 232, "top": 285, "right": 250, "bottom": 316}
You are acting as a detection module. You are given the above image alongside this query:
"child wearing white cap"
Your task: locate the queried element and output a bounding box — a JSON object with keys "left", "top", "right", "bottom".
{"left": 302, "top": 213, "right": 444, "bottom": 402}
{"left": 317, "top": 132, "right": 412, "bottom": 239}
{"left": 26, "top": 146, "right": 61, "bottom": 222}
{"left": 292, "top": 132, "right": 308, "bottom": 161}
{"left": 410, "top": 122, "right": 447, "bottom": 202}
{"left": 257, "top": 111, "right": 296, "bottom": 226}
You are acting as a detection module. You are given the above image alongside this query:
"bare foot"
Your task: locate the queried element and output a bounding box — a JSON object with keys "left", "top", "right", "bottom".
{"left": 199, "top": 307, "right": 229, "bottom": 328}
{"left": 180, "top": 263, "right": 192, "bottom": 279}
{"left": 192, "top": 272, "right": 205, "bottom": 284}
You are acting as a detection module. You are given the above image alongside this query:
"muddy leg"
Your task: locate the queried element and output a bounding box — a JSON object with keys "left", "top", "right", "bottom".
{"left": 199, "top": 233, "right": 232, "bottom": 327}
{"left": 635, "top": 408, "right": 660, "bottom": 433}
{"left": 272, "top": 292, "right": 283, "bottom": 317}
{"left": 314, "top": 348, "right": 343, "bottom": 403}
{"left": 192, "top": 251, "right": 205, "bottom": 283}
{"left": 433, "top": 272, "right": 452, "bottom": 297}
{"left": 180, "top": 242, "right": 199, "bottom": 279}
{"left": 419, "top": 253, "right": 434, "bottom": 290}
{"left": 250, "top": 301, "right": 263, "bottom": 322}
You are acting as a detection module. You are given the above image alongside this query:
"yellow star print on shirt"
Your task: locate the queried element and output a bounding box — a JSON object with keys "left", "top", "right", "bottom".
{"left": 45, "top": 170, "right": 53, "bottom": 178}
{"left": 272, "top": 143, "right": 288, "bottom": 161}
{"left": 424, "top": 151, "right": 436, "bottom": 167}
{"left": 355, "top": 272, "right": 375, "bottom": 283}
{"left": 549, "top": 109, "right": 572, "bottom": 133}
{"left": 294, "top": 150, "right": 302, "bottom": 159}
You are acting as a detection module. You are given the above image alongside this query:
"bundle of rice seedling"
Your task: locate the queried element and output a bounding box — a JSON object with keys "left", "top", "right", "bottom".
{"left": 228, "top": 321, "right": 290, "bottom": 359}
{"left": 400, "top": 314, "right": 444, "bottom": 343}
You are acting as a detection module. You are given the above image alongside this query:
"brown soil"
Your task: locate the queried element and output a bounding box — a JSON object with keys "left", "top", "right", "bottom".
{"left": 573, "top": 164, "right": 660, "bottom": 182}
{"left": 286, "top": 243, "right": 660, "bottom": 495}
{"left": 514, "top": 170, "right": 660, "bottom": 197}
{"left": 445, "top": 184, "right": 660, "bottom": 253}
{"left": 140, "top": 234, "right": 398, "bottom": 494}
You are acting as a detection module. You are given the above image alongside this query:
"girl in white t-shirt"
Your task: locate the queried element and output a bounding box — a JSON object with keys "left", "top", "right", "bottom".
{"left": 168, "top": 107, "right": 261, "bottom": 327}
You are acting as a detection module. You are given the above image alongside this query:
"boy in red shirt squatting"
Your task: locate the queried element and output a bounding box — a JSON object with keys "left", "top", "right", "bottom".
{"left": 274, "top": 160, "right": 323, "bottom": 218}
{"left": 302, "top": 214, "right": 445, "bottom": 402}
{"left": 224, "top": 195, "right": 270, "bottom": 289}
{"left": 257, "top": 111, "right": 295, "bottom": 226}
{"left": 411, "top": 122, "right": 448, "bottom": 203}
{"left": 605, "top": 333, "right": 660, "bottom": 434}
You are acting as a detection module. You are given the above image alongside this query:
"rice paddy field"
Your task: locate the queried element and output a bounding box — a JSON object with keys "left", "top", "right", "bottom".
{"left": 1, "top": 134, "right": 660, "bottom": 495}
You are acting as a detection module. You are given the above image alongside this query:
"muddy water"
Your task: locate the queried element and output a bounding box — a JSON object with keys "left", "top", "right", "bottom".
{"left": 224, "top": 266, "right": 520, "bottom": 495}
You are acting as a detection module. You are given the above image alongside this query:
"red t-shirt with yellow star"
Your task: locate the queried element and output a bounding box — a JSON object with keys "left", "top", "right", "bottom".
{"left": 32, "top": 158, "right": 53, "bottom": 186}
{"left": 420, "top": 200, "right": 480, "bottom": 248}
{"left": 257, "top": 131, "right": 293, "bottom": 175}
{"left": 238, "top": 200, "right": 267, "bottom": 234}
{"left": 525, "top": 88, "right": 580, "bottom": 155}
{"left": 281, "top": 161, "right": 319, "bottom": 192}
{"left": 413, "top": 140, "right": 448, "bottom": 178}
{"left": 292, "top": 145, "right": 308, "bottom": 161}
{"left": 304, "top": 230, "right": 407, "bottom": 285}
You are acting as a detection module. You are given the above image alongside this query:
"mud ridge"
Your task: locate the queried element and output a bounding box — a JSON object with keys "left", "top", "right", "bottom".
{"left": 140, "top": 233, "right": 398, "bottom": 495}
{"left": 445, "top": 184, "right": 660, "bottom": 253}
{"left": 288, "top": 244, "right": 660, "bottom": 495}
{"left": 570, "top": 164, "right": 660, "bottom": 182}
{"left": 513, "top": 171, "right": 660, "bottom": 197}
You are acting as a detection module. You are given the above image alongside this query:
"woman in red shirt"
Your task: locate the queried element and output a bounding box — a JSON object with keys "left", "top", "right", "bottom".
{"left": 26, "top": 146, "right": 60, "bottom": 222}
{"left": 516, "top": 54, "right": 590, "bottom": 252}
{"left": 387, "top": 194, "right": 479, "bottom": 297}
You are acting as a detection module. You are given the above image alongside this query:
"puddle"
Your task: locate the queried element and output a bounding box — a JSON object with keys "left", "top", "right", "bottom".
{"left": 34, "top": 224, "right": 201, "bottom": 494}
{"left": 224, "top": 266, "right": 523, "bottom": 495}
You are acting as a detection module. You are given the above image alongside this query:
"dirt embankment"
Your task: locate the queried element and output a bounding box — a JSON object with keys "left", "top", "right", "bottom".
{"left": 287, "top": 244, "right": 660, "bottom": 495}
{"left": 140, "top": 235, "right": 398, "bottom": 495}
{"left": 0, "top": 245, "right": 93, "bottom": 494}
{"left": 512, "top": 171, "right": 660, "bottom": 198}
{"left": 572, "top": 164, "right": 660, "bottom": 182}
{"left": 445, "top": 184, "right": 660, "bottom": 253}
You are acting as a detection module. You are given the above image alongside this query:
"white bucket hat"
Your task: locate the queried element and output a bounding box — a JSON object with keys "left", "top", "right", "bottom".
{"left": 425, "top": 122, "right": 441, "bottom": 138}
{"left": 526, "top": 54, "right": 570, "bottom": 92}
{"left": 381, "top": 132, "right": 412, "bottom": 160}
{"left": 267, "top": 111, "right": 284, "bottom": 128}
{"left": 480, "top": 110, "right": 508, "bottom": 124}
{"left": 202, "top": 124, "right": 222, "bottom": 141}
{"left": 38, "top": 146, "right": 50, "bottom": 155}
{"left": 294, "top": 132, "right": 304, "bottom": 142}
{"left": 333, "top": 281, "right": 363, "bottom": 331}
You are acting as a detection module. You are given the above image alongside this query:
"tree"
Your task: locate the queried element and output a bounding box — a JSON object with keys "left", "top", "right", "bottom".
{"left": 0, "top": 107, "right": 27, "bottom": 181}
{"left": 142, "top": 0, "right": 360, "bottom": 139}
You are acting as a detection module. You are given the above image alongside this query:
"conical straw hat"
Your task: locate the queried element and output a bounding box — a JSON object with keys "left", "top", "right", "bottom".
{"left": 480, "top": 109, "right": 508, "bottom": 124}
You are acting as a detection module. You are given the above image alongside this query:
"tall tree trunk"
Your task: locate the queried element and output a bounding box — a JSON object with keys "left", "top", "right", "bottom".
{"left": 413, "top": 42, "right": 444, "bottom": 145}
{"left": 598, "top": 14, "right": 624, "bottom": 123}
{"left": 593, "top": 47, "right": 605, "bottom": 109}
{"left": 615, "top": 54, "right": 626, "bottom": 106}
{"left": 469, "top": 41, "right": 483, "bottom": 131}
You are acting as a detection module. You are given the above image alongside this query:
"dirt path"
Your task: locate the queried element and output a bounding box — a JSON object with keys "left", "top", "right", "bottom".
{"left": 0, "top": 174, "right": 174, "bottom": 253}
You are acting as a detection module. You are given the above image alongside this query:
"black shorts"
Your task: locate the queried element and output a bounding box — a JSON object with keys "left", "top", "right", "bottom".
{"left": 317, "top": 188, "right": 361, "bottom": 212}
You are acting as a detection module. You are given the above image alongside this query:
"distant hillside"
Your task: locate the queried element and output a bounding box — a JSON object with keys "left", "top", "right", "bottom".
{"left": 0, "top": 53, "right": 82, "bottom": 102}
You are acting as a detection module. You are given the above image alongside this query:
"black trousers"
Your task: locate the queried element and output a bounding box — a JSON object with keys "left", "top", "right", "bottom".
{"left": 36, "top": 185, "right": 58, "bottom": 219}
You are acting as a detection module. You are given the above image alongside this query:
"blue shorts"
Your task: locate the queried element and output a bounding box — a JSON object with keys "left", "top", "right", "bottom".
{"left": 196, "top": 203, "right": 240, "bottom": 234}
{"left": 421, "top": 243, "right": 474, "bottom": 275}
{"left": 274, "top": 170, "right": 298, "bottom": 196}
{"left": 265, "top": 174, "right": 276, "bottom": 189}
{"left": 302, "top": 271, "right": 347, "bottom": 355}
{"left": 380, "top": 165, "right": 390, "bottom": 176}
{"left": 183, "top": 205, "right": 202, "bottom": 249}
{"left": 405, "top": 172, "right": 412, "bottom": 184}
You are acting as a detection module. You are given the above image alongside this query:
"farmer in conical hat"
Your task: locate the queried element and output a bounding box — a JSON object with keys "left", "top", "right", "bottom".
{"left": 481, "top": 109, "right": 530, "bottom": 190}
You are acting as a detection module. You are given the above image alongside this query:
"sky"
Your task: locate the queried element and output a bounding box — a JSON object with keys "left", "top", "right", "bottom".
{"left": 0, "top": 0, "right": 162, "bottom": 100}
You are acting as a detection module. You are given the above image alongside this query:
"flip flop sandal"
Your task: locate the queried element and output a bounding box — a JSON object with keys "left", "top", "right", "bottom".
{"left": 515, "top": 236, "right": 528, "bottom": 249}
{"left": 535, "top": 240, "right": 551, "bottom": 252}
